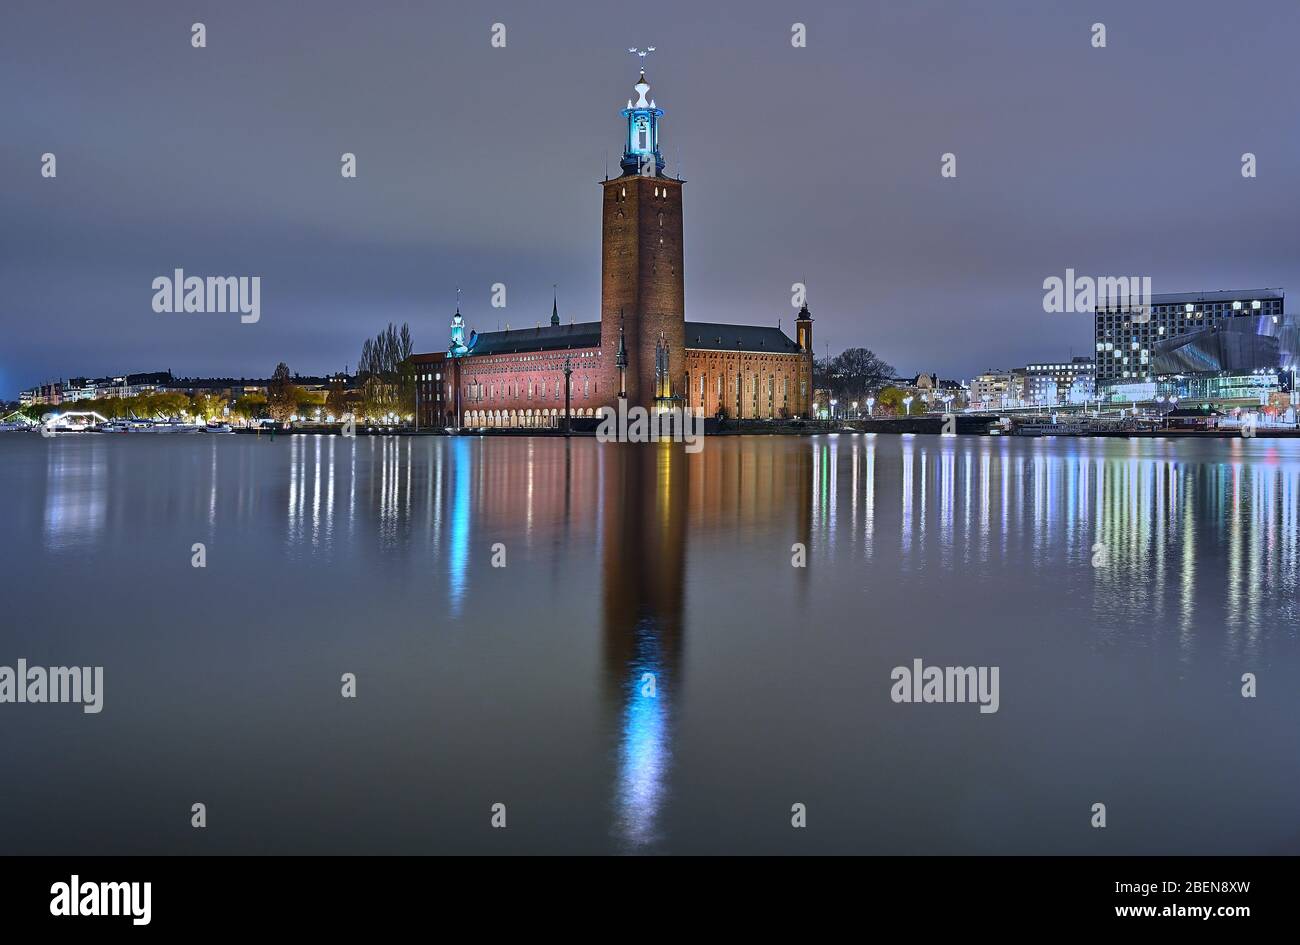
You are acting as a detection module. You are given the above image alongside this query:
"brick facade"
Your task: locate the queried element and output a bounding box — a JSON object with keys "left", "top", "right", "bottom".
{"left": 600, "top": 175, "right": 685, "bottom": 406}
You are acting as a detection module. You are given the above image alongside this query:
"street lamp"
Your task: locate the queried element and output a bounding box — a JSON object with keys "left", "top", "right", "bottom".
{"left": 830, "top": 398, "right": 837, "bottom": 424}
{"left": 562, "top": 356, "right": 573, "bottom": 435}
{"left": 902, "top": 395, "right": 913, "bottom": 416}
{"left": 866, "top": 396, "right": 875, "bottom": 417}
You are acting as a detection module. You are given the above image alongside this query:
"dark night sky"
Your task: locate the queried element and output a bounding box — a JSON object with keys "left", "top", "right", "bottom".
{"left": 3, "top": 0, "right": 1298, "bottom": 394}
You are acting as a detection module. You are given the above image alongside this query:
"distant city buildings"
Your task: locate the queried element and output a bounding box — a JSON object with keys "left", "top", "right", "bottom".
{"left": 21, "top": 371, "right": 171, "bottom": 405}
{"left": 18, "top": 371, "right": 351, "bottom": 409}
{"left": 966, "top": 359, "right": 1095, "bottom": 410}
{"left": 16, "top": 285, "right": 1293, "bottom": 422}
{"left": 1023, "top": 357, "right": 1095, "bottom": 406}
{"left": 970, "top": 371, "right": 1014, "bottom": 410}
{"left": 61, "top": 371, "right": 172, "bottom": 402}
{"left": 20, "top": 380, "right": 65, "bottom": 406}
{"left": 892, "top": 373, "right": 967, "bottom": 411}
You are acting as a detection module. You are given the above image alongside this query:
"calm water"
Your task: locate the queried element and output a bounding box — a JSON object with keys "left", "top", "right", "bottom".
{"left": 2, "top": 432, "right": 1299, "bottom": 854}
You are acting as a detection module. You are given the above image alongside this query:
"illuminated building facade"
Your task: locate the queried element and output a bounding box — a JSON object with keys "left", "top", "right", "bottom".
{"left": 1023, "top": 357, "right": 1095, "bottom": 405}
{"left": 415, "top": 68, "right": 815, "bottom": 428}
{"left": 1094, "top": 288, "right": 1299, "bottom": 406}
{"left": 970, "top": 371, "right": 1015, "bottom": 410}
{"left": 1094, "top": 289, "right": 1287, "bottom": 388}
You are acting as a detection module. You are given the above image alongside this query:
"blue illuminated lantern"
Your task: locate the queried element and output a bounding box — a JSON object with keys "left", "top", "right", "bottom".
{"left": 621, "top": 70, "right": 664, "bottom": 177}
{"left": 448, "top": 306, "right": 477, "bottom": 358}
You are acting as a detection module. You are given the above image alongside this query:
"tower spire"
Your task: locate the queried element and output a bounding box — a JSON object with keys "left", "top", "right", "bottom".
{"left": 551, "top": 285, "right": 560, "bottom": 326}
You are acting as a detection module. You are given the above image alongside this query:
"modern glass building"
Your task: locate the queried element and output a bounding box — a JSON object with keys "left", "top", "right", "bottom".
{"left": 1095, "top": 289, "right": 1295, "bottom": 406}
{"left": 1094, "top": 289, "right": 1286, "bottom": 386}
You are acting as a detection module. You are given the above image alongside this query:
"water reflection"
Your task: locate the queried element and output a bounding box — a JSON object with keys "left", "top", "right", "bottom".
{"left": 598, "top": 441, "right": 815, "bottom": 847}
{"left": 447, "top": 438, "right": 471, "bottom": 616}
{"left": 23, "top": 433, "right": 1300, "bottom": 849}
{"left": 42, "top": 440, "right": 106, "bottom": 548}
{"left": 35, "top": 434, "right": 1300, "bottom": 657}
{"left": 600, "top": 444, "right": 686, "bottom": 847}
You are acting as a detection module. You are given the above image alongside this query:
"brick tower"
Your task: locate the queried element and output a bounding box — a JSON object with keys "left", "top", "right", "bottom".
{"left": 600, "top": 68, "right": 685, "bottom": 410}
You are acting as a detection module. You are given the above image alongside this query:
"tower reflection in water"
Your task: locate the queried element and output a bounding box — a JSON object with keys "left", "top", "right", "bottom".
{"left": 599, "top": 441, "right": 813, "bottom": 848}
{"left": 601, "top": 444, "right": 683, "bottom": 848}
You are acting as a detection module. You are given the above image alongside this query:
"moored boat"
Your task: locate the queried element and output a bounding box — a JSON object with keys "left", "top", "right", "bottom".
{"left": 137, "top": 420, "right": 203, "bottom": 434}
{"left": 99, "top": 418, "right": 202, "bottom": 433}
{"left": 1014, "top": 420, "right": 1089, "bottom": 436}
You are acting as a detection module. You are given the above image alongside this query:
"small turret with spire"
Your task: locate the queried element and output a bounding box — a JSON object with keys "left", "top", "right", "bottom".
{"left": 795, "top": 300, "right": 814, "bottom": 354}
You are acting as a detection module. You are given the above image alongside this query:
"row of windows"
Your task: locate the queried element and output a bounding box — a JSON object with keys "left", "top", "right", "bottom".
{"left": 1099, "top": 325, "right": 1178, "bottom": 335}
{"left": 1097, "top": 351, "right": 1151, "bottom": 364}
{"left": 690, "top": 374, "right": 793, "bottom": 399}
{"left": 1097, "top": 300, "right": 1277, "bottom": 324}
{"left": 613, "top": 184, "right": 674, "bottom": 198}
{"left": 1099, "top": 316, "right": 1230, "bottom": 328}
{"left": 465, "top": 379, "right": 598, "bottom": 403}
{"left": 684, "top": 372, "right": 807, "bottom": 404}
{"left": 1097, "top": 299, "right": 1276, "bottom": 317}
{"left": 472, "top": 350, "right": 598, "bottom": 367}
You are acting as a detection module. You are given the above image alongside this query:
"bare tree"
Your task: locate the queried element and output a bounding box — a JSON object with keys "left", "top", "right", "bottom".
{"left": 358, "top": 323, "right": 415, "bottom": 420}
{"left": 833, "top": 348, "right": 895, "bottom": 400}
{"left": 815, "top": 347, "right": 894, "bottom": 402}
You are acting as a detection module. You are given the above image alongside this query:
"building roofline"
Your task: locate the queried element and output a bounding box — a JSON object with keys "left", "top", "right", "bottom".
{"left": 1140, "top": 289, "right": 1284, "bottom": 305}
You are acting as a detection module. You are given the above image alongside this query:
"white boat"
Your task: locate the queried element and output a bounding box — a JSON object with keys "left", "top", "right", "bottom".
{"left": 204, "top": 422, "right": 234, "bottom": 434}
{"left": 47, "top": 419, "right": 91, "bottom": 432}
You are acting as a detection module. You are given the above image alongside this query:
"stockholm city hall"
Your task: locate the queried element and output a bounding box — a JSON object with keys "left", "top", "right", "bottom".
{"left": 412, "top": 66, "right": 816, "bottom": 428}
